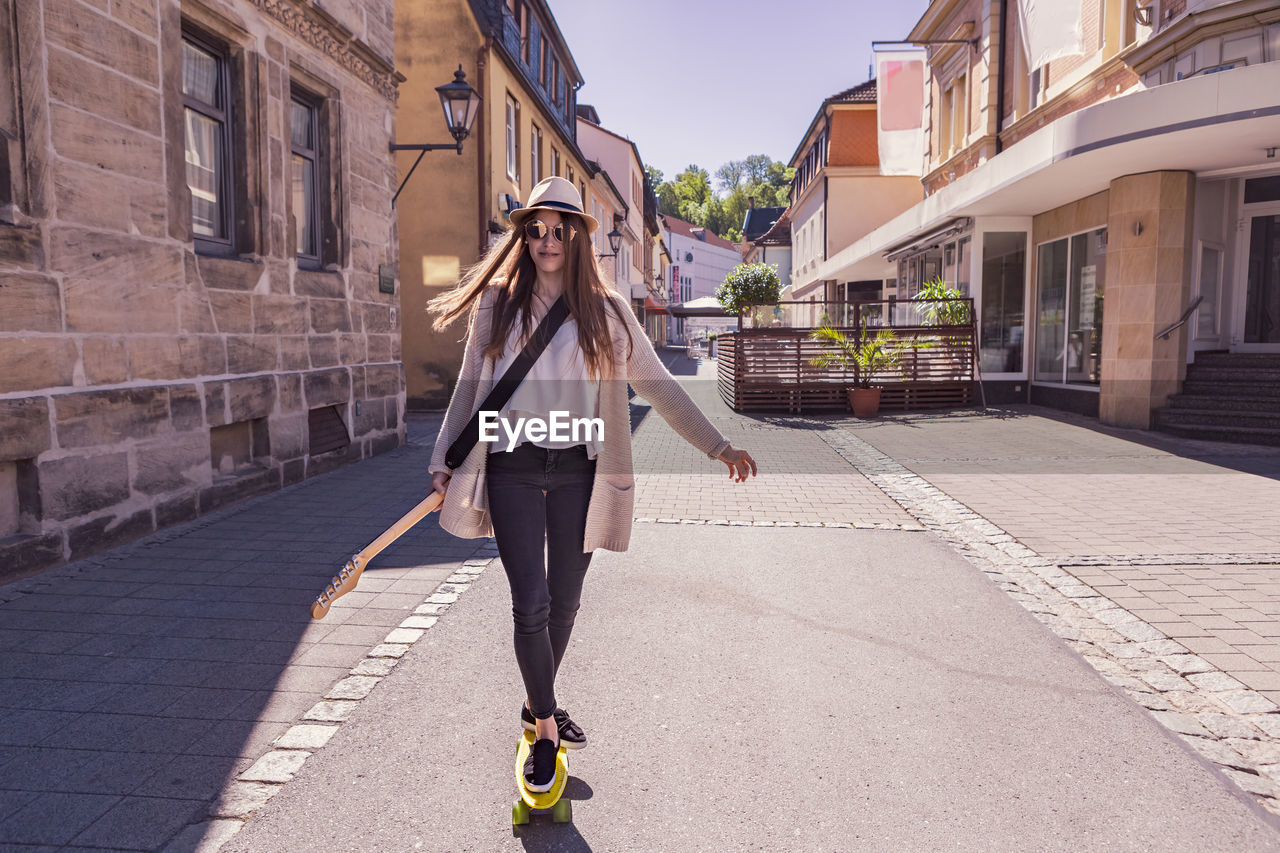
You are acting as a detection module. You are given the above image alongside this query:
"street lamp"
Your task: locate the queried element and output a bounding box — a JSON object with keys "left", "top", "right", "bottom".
{"left": 389, "top": 65, "right": 481, "bottom": 207}
{"left": 597, "top": 226, "right": 623, "bottom": 258}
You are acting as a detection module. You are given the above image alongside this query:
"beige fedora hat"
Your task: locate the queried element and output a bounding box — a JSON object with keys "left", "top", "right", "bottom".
{"left": 510, "top": 176, "right": 599, "bottom": 235}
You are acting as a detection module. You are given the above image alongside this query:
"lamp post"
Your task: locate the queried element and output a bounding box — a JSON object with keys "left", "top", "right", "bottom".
{"left": 389, "top": 65, "right": 481, "bottom": 207}
{"left": 597, "top": 226, "right": 623, "bottom": 259}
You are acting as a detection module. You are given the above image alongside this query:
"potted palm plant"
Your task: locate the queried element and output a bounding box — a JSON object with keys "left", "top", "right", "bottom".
{"left": 809, "top": 320, "right": 906, "bottom": 417}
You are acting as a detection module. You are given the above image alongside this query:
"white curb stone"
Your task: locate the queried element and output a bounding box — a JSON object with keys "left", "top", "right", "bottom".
{"left": 274, "top": 724, "right": 339, "bottom": 750}
{"left": 209, "top": 781, "right": 280, "bottom": 818}
{"left": 368, "top": 643, "right": 411, "bottom": 658}
{"left": 326, "top": 675, "right": 381, "bottom": 700}
{"left": 304, "top": 699, "right": 359, "bottom": 722}
{"left": 384, "top": 627, "right": 425, "bottom": 644}
{"left": 239, "top": 750, "right": 310, "bottom": 784}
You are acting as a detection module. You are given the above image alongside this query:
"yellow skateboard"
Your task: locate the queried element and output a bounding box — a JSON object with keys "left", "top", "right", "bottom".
{"left": 512, "top": 729, "right": 571, "bottom": 825}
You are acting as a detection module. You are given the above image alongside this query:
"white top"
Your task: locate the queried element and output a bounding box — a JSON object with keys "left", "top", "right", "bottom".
{"left": 489, "top": 311, "right": 602, "bottom": 458}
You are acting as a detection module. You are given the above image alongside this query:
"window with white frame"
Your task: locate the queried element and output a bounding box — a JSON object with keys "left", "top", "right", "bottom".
{"left": 505, "top": 93, "right": 519, "bottom": 182}
{"left": 530, "top": 123, "right": 542, "bottom": 183}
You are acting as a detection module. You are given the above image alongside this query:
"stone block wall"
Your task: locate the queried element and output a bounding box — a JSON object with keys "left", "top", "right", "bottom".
{"left": 0, "top": 0, "right": 404, "bottom": 581}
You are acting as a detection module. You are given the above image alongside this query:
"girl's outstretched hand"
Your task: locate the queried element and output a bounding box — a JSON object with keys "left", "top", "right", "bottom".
{"left": 430, "top": 470, "right": 451, "bottom": 497}
{"left": 717, "top": 446, "right": 757, "bottom": 483}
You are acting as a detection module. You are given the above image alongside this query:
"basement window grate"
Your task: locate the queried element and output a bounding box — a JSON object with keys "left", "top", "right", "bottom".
{"left": 308, "top": 405, "right": 350, "bottom": 456}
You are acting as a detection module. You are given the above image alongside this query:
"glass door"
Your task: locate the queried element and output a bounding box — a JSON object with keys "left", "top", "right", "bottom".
{"left": 1244, "top": 210, "right": 1280, "bottom": 346}
{"left": 1235, "top": 176, "right": 1280, "bottom": 351}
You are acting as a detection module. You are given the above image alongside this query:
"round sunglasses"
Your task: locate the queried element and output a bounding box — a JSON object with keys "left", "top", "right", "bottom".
{"left": 524, "top": 219, "right": 577, "bottom": 243}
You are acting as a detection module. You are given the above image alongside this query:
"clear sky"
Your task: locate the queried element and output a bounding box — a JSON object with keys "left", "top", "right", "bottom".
{"left": 546, "top": 0, "right": 931, "bottom": 184}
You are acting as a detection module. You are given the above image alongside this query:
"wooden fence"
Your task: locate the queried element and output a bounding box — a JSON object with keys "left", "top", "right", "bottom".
{"left": 716, "top": 299, "right": 977, "bottom": 414}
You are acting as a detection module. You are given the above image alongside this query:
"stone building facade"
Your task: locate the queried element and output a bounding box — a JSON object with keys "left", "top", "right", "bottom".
{"left": 0, "top": 0, "right": 404, "bottom": 581}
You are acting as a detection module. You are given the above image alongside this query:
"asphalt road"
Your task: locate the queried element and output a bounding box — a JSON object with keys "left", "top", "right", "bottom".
{"left": 226, "top": 524, "right": 1280, "bottom": 852}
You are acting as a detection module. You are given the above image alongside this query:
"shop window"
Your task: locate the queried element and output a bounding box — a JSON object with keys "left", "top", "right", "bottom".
{"left": 1035, "top": 228, "right": 1106, "bottom": 384}
{"left": 981, "top": 232, "right": 1027, "bottom": 373}
{"left": 182, "top": 28, "right": 237, "bottom": 255}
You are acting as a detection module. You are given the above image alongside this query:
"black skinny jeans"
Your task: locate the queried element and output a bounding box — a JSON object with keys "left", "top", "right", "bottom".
{"left": 485, "top": 442, "right": 596, "bottom": 720}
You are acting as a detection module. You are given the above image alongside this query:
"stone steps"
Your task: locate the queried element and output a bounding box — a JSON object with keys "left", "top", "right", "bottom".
{"left": 1167, "top": 394, "right": 1280, "bottom": 413}
{"left": 1153, "top": 352, "right": 1280, "bottom": 446}
{"left": 1151, "top": 421, "right": 1280, "bottom": 447}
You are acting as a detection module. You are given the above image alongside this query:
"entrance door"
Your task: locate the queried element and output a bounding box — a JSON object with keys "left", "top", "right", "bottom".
{"left": 1243, "top": 210, "right": 1280, "bottom": 346}
{"left": 1235, "top": 175, "right": 1280, "bottom": 352}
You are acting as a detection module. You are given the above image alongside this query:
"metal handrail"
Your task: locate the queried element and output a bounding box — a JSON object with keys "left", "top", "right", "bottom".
{"left": 1155, "top": 295, "right": 1204, "bottom": 340}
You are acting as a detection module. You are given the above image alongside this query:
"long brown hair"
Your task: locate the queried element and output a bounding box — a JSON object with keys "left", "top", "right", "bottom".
{"left": 427, "top": 213, "right": 633, "bottom": 379}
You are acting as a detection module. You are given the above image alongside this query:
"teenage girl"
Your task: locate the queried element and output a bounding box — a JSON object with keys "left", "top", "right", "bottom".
{"left": 427, "top": 177, "right": 757, "bottom": 791}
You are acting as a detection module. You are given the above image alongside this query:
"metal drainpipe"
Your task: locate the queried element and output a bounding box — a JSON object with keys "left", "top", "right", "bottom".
{"left": 995, "top": 0, "right": 1008, "bottom": 155}
{"left": 477, "top": 42, "right": 489, "bottom": 253}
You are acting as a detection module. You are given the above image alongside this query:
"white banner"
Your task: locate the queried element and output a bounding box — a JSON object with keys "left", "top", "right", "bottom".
{"left": 876, "top": 50, "right": 927, "bottom": 177}
{"left": 1017, "top": 0, "right": 1085, "bottom": 71}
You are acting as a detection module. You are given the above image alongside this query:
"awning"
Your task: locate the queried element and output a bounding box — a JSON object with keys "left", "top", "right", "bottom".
{"left": 667, "top": 296, "right": 729, "bottom": 317}
{"left": 644, "top": 296, "right": 667, "bottom": 314}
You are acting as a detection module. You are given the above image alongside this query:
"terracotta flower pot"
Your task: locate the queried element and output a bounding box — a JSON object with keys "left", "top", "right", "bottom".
{"left": 847, "top": 387, "right": 882, "bottom": 418}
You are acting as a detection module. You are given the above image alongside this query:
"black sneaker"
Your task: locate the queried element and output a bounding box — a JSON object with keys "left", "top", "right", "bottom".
{"left": 520, "top": 704, "right": 587, "bottom": 749}
{"left": 523, "top": 736, "right": 559, "bottom": 792}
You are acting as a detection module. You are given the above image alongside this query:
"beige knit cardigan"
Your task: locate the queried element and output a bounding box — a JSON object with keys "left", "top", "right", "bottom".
{"left": 428, "top": 285, "right": 730, "bottom": 552}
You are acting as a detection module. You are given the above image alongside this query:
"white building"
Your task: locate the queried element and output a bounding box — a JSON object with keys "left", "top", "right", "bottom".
{"left": 576, "top": 109, "right": 648, "bottom": 306}
{"left": 662, "top": 214, "right": 742, "bottom": 342}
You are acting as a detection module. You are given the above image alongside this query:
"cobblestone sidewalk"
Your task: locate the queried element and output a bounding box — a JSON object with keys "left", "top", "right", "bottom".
{"left": 830, "top": 407, "right": 1280, "bottom": 814}
{"left": 0, "top": 418, "right": 498, "bottom": 850}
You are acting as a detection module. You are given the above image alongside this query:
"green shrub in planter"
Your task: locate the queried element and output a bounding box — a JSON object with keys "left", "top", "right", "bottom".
{"left": 716, "top": 262, "right": 781, "bottom": 317}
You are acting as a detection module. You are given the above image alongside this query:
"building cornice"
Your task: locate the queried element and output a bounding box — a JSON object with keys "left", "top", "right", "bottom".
{"left": 824, "top": 165, "right": 884, "bottom": 178}
{"left": 256, "top": 0, "right": 403, "bottom": 102}
{"left": 907, "top": 0, "right": 968, "bottom": 42}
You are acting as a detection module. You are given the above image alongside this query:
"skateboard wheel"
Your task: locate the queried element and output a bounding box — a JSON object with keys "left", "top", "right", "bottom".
{"left": 512, "top": 799, "right": 530, "bottom": 826}
{"left": 552, "top": 798, "right": 572, "bottom": 823}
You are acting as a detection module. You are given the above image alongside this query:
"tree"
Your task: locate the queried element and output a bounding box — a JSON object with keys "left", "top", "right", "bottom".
{"left": 714, "top": 160, "right": 744, "bottom": 194}
{"left": 716, "top": 262, "right": 782, "bottom": 316}
{"left": 648, "top": 155, "right": 795, "bottom": 242}
{"left": 743, "top": 154, "right": 773, "bottom": 184}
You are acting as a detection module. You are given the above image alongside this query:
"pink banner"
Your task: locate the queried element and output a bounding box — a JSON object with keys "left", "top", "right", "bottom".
{"left": 876, "top": 50, "right": 926, "bottom": 177}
